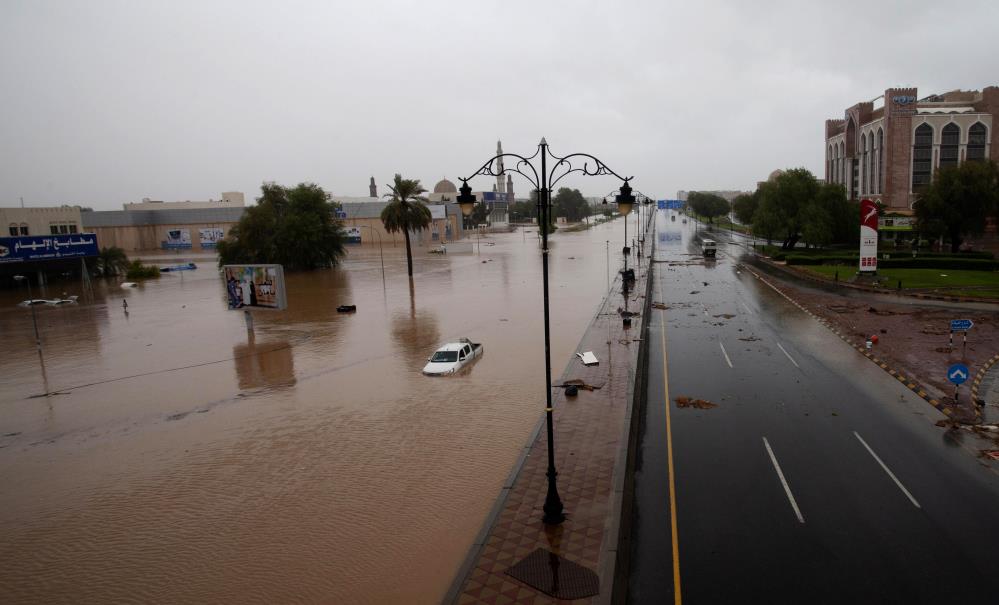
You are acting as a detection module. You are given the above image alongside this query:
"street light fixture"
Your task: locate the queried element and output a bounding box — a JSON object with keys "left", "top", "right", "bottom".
{"left": 459, "top": 138, "right": 633, "bottom": 526}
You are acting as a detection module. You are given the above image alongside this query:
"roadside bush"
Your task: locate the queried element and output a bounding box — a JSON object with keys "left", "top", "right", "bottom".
{"left": 785, "top": 255, "right": 998, "bottom": 270}
{"left": 125, "top": 260, "right": 161, "bottom": 279}
{"left": 877, "top": 257, "right": 999, "bottom": 270}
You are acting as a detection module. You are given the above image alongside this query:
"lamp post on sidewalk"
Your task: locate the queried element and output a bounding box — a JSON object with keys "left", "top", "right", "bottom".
{"left": 457, "top": 138, "right": 633, "bottom": 526}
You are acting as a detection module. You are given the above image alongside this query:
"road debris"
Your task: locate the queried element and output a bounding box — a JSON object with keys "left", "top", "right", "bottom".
{"left": 557, "top": 379, "right": 604, "bottom": 391}
{"left": 674, "top": 396, "right": 717, "bottom": 409}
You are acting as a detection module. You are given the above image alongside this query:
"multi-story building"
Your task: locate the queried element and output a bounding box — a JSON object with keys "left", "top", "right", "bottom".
{"left": 2, "top": 205, "right": 84, "bottom": 236}
{"left": 824, "top": 87, "right": 997, "bottom": 211}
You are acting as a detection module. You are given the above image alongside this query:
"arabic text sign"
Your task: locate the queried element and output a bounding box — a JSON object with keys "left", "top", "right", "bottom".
{"left": 947, "top": 363, "right": 969, "bottom": 385}
{"left": 199, "top": 228, "right": 225, "bottom": 247}
{"left": 950, "top": 319, "right": 974, "bottom": 332}
{"left": 222, "top": 264, "right": 287, "bottom": 311}
{"left": 0, "top": 234, "right": 99, "bottom": 263}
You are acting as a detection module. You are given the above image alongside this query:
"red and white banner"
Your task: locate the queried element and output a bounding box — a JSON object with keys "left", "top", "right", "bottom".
{"left": 859, "top": 198, "right": 878, "bottom": 273}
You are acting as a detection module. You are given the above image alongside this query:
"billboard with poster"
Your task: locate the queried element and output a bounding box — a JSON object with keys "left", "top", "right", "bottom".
{"left": 859, "top": 199, "right": 878, "bottom": 273}
{"left": 164, "top": 229, "right": 192, "bottom": 249}
{"left": 199, "top": 227, "right": 225, "bottom": 248}
{"left": 222, "top": 264, "right": 287, "bottom": 310}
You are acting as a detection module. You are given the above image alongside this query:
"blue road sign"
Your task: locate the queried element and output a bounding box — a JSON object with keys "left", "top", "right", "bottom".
{"left": 950, "top": 319, "right": 974, "bottom": 332}
{"left": 657, "top": 200, "right": 666, "bottom": 209}
{"left": 947, "top": 363, "right": 969, "bottom": 385}
{"left": 665, "top": 200, "right": 684, "bottom": 209}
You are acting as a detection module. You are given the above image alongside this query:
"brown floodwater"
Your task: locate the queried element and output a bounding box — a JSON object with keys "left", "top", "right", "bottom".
{"left": 0, "top": 217, "right": 639, "bottom": 603}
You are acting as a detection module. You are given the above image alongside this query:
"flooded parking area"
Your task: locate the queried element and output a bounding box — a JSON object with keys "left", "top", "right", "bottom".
{"left": 0, "top": 219, "right": 634, "bottom": 603}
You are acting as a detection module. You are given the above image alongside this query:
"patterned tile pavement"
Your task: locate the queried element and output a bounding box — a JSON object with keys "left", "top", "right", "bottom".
{"left": 445, "top": 247, "right": 652, "bottom": 605}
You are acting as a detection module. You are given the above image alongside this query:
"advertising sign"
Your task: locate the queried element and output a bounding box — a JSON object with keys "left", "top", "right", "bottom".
{"left": 429, "top": 205, "right": 446, "bottom": 220}
{"left": 164, "top": 229, "right": 192, "bottom": 249}
{"left": 0, "top": 234, "right": 99, "bottom": 263}
{"left": 199, "top": 227, "right": 225, "bottom": 248}
{"left": 222, "top": 264, "right": 287, "bottom": 311}
{"left": 345, "top": 227, "right": 362, "bottom": 244}
{"left": 859, "top": 199, "right": 878, "bottom": 273}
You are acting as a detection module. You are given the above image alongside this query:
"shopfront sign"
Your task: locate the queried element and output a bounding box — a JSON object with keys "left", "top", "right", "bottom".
{"left": 0, "top": 234, "right": 99, "bottom": 263}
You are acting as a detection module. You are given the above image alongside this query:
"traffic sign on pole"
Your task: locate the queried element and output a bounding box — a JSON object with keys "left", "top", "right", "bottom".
{"left": 947, "top": 363, "right": 969, "bottom": 385}
{"left": 950, "top": 319, "right": 974, "bottom": 332}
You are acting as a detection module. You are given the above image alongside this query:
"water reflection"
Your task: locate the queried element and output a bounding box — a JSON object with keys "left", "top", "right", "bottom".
{"left": 391, "top": 307, "right": 441, "bottom": 360}
{"left": 232, "top": 339, "right": 296, "bottom": 390}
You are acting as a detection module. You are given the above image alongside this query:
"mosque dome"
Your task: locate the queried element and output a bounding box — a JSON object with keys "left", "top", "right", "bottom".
{"left": 434, "top": 179, "right": 458, "bottom": 194}
{"left": 768, "top": 169, "right": 784, "bottom": 182}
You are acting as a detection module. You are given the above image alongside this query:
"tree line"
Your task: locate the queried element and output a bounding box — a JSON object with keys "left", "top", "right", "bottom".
{"left": 727, "top": 161, "right": 999, "bottom": 252}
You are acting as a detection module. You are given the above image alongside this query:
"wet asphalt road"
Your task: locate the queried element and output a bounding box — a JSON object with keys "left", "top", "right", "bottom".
{"left": 628, "top": 213, "right": 999, "bottom": 604}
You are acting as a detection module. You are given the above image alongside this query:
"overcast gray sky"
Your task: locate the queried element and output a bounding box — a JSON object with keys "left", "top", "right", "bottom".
{"left": 2, "top": 0, "right": 998, "bottom": 209}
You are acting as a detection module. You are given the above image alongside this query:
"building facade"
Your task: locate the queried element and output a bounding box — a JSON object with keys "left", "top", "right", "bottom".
{"left": 825, "top": 87, "right": 997, "bottom": 211}
{"left": 82, "top": 207, "right": 243, "bottom": 252}
{"left": 2, "top": 206, "right": 84, "bottom": 236}
{"left": 123, "top": 191, "right": 245, "bottom": 212}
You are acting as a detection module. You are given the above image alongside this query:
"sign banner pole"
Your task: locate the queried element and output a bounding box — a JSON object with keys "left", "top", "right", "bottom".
{"left": 859, "top": 198, "right": 878, "bottom": 274}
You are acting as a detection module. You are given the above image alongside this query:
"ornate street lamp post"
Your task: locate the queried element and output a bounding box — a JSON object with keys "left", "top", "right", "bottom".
{"left": 457, "top": 138, "right": 633, "bottom": 525}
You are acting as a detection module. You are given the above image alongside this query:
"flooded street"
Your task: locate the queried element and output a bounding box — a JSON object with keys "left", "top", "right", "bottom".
{"left": 0, "top": 218, "right": 634, "bottom": 603}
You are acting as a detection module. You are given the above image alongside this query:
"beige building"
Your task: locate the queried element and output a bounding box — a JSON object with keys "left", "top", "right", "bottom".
{"left": 82, "top": 207, "right": 243, "bottom": 252}
{"left": 335, "top": 199, "right": 463, "bottom": 247}
{"left": 3, "top": 205, "right": 84, "bottom": 236}
{"left": 123, "top": 191, "right": 245, "bottom": 212}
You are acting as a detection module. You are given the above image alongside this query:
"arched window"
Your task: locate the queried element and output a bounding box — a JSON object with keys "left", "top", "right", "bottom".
{"left": 19, "top": 223, "right": 29, "bottom": 236}
{"left": 863, "top": 133, "right": 871, "bottom": 195}
{"left": 912, "top": 123, "right": 933, "bottom": 190}
{"left": 832, "top": 143, "right": 839, "bottom": 183}
{"left": 877, "top": 128, "right": 884, "bottom": 194}
{"left": 827, "top": 145, "right": 833, "bottom": 181}
{"left": 968, "top": 122, "right": 987, "bottom": 161}
{"left": 939, "top": 123, "right": 959, "bottom": 170}
{"left": 8, "top": 223, "right": 18, "bottom": 236}
{"left": 839, "top": 141, "right": 845, "bottom": 185}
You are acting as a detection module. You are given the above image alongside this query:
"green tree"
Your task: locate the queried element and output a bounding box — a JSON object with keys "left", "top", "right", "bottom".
{"left": 688, "top": 192, "right": 730, "bottom": 224}
{"left": 217, "top": 182, "right": 347, "bottom": 270}
{"left": 96, "top": 246, "right": 130, "bottom": 276}
{"left": 510, "top": 199, "right": 537, "bottom": 222}
{"left": 470, "top": 201, "right": 490, "bottom": 226}
{"left": 751, "top": 183, "right": 782, "bottom": 245}
{"left": 731, "top": 193, "right": 758, "bottom": 225}
{"left": 752, "top": 168, "right": 820, "bottom": 249}
{"left": 381, "top": 174, "right": 432, "bottom": 277}
{"left": 914, "top": 160, "right": 999, "bottom": 252}
{"left": 552, "top": 187, "right": 589, "bottom": 222}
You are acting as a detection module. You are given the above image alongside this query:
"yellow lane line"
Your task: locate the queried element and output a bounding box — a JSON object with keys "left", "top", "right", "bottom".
{"left": 657, "top": 268, "right": 683, "bottom": 604}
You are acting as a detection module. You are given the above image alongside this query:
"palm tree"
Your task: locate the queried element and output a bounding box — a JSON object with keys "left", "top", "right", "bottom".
{"left": 381, "top": 174, "right": 432, "bottom": 277}
{"left": 96, "top": 246, "right": 130, "bottom": 276}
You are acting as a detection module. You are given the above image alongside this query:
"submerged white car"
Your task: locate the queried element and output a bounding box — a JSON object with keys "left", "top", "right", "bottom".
{"left": 422, "top": 339, "right": 483, "bottom": 376}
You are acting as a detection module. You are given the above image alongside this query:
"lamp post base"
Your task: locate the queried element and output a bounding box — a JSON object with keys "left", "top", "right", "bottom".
{"left": 542, "top": 469, "right": 566, "bottom": 525}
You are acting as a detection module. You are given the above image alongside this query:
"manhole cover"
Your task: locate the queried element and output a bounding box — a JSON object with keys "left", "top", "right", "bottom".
{"left": 505, "top": 547, "right": 599, "bottom": 600}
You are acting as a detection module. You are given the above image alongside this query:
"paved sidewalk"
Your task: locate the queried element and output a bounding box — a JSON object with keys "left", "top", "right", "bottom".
{"left": 444, "top": 244, "right": 653, "bottom": 604}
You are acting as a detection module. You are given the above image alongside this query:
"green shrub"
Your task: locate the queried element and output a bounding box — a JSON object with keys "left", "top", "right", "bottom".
{"left": 125, "top": 260, "right": 161, "bottom": 279}
{"left": 878, "top": 257, "right": 999, "bottom": 270}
